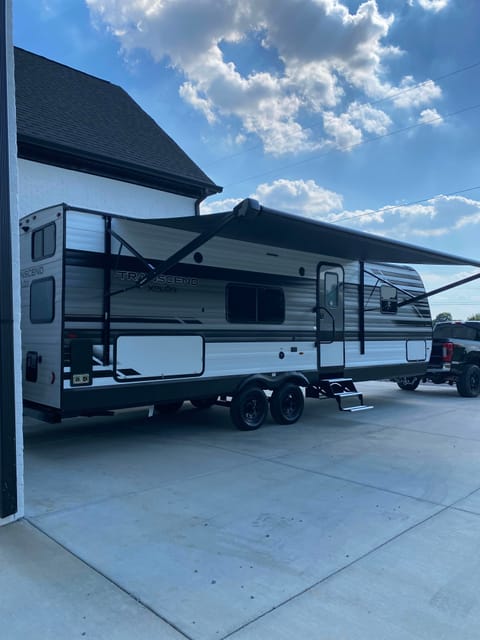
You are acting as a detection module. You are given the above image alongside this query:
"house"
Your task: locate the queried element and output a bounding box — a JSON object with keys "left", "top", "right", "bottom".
{"left": 14, "top": 47, "right": 222, "bottom": 219}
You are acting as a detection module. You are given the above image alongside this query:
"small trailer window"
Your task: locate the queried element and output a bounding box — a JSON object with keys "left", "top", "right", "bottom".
{"left": 32, "top": 223, "right": 56, "bottom": 260}
{"left": 30, "top": 277, "right": 55, "bottom": 323}
{"left": 227, "top": 285, "right": 285, "bottom": 323}
{"left": 324, "top": 272, "right": 339, "bottom": 308}
{"left": 380, "top": 284, "right": 398, "bottom": 314}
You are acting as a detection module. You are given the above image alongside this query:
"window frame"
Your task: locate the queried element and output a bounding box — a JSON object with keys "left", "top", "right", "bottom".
{"left": 226, "top": 283, "right": 285, "bottom": 324}
{"left": 32, "top": 222, "right": 56, "bottom": 261}
{"left": 30, "top": 276, "right": 55, "bottom": 324}
{"left": 324, "top": 271, "right": 339, "bottom": 309}
{"left": 380, "top": 284, "right": 398, "bottom": 315}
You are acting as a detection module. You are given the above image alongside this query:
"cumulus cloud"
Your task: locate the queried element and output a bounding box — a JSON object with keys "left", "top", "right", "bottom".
{"left": 253, "top": 178, "right": 343, "bottom": 215}
{"left": 86, "top": 0, "right": 443, "bottom": 154}
{"left": 335, "top": 194, "right": 480, "bottom": 239}
{"left": 418, "top": 108, "right": 443, "bottom": 126}
{"left": 391, "top": 77, "right": 442, "bottom": 109}
{"left": 411, "top": 0, "right": 450, "bottom": 12}
{"left": 201, "top": 178, "right": 343, "bottom": 216}
{"left": 202, "top": 182, "right": 480, "bottom": 241}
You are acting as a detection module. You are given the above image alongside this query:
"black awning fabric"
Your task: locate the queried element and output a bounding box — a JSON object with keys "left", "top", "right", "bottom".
{"left": 147, "top": 200, "right": 480, "bottom": 268}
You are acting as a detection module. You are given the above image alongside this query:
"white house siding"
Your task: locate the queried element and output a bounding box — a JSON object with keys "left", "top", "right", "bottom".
{"left": 1, "top": 0, "right": 24, "bottom": 526}
{"left": 17, "top": 159, "right": 198, "bottom": 219}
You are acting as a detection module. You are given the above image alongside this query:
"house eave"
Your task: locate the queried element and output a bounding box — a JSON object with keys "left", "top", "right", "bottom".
{"left": 17, "top": 136, "right": 223, "bottom": 201}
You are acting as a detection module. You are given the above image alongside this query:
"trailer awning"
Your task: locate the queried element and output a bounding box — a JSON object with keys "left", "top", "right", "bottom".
{"left": 149, "top": 199, "right": 480, "bottom": 268}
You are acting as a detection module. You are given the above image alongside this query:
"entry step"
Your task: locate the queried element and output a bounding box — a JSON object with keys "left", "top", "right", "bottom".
{"left": 345, "top": 404, "right": 374, "bottom": 412}
{"left": 333, "top": 391, "right": 362, "bottom": 398}
{"left": 310, "top": 377, "right": 374, "bottom": 412}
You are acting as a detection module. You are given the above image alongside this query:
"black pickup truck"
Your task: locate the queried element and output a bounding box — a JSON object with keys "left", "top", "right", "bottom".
{"left": 395, "top": 321, "right": 480, "bottom": 397}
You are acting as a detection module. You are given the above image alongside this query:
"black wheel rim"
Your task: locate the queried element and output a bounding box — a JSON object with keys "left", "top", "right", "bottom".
{"left": 470, "top": 371, "right": 480, "bottom": 392}
{"left": 282, "top": 391, "right": 301, "bottom": 419}
{"left": 243, "top": 396, "right": 264, "bottom": 426}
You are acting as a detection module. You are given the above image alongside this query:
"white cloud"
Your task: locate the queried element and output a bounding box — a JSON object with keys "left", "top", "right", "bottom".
{"left": 202, "top": 186, "right": 480, "bottom": 238}
{"left": 391, "top": 77, "right": 442, "bottom": 109}
{"left": 323, "top": 111, "right": 363, "bottom": 149}
{"left": 335, "top": 194, "right": 480, "bottom": 239}
{"left": 253, "top": 178, "right": 343, "bottom": 215}
{"left": 201, "top": 197, "right": 242, "bottom": 214}
{"left": 414, "top": 0, "right": 450, "bottom": 12}
{"left": 201, "top": 178, "right": 343, "bottom": 216}
{"left": 86, "top": 0, "right": 443, "bottom": 154}
{"left": 418, "top": 108, "right": 443, "bottom": 126}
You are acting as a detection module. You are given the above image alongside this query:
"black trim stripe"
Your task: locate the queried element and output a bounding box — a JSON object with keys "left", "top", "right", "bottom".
{"left": 65, "top": 248, "right": 314, "bottom": 287}
{"left": 43, "top": 359, "right": 426, "bottom": 419}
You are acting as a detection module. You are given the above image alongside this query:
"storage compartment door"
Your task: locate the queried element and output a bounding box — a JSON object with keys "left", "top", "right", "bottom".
{"left": 115, "top": 335, "right": 204, "bottom": 380}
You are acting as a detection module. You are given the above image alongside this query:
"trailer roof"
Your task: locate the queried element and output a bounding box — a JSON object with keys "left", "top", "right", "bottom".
{"left": 152, "top": 199, "right": 480, "bottom": 268}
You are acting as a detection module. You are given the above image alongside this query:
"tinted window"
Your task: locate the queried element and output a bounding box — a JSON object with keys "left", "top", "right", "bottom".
{"left": 324, "top": 272, "right": 339, "bottom": 308}
{"left": 380, "top": 284, "right": 398, "bottom": 314}
{"left": 227, "top": 284, "right": 285, "bottom": 323}
{"left": 227, "top": 285, "right": 257, "bottom": 322}
{"left": 434, "top": 324, "right": 479, "bottom": 340}
{"left": 30, "top": 277, "right": 55, "bottom": 323}
{"left": 32, "top": 223, "right": 56, "bottom": 260}
{"left": 258, "top": 287, "right": 285, "bottom": 322}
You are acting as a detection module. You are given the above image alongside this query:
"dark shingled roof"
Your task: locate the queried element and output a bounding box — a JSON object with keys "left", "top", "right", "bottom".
{"left": 14, "top": 47, "right": 221, "bottom": 199}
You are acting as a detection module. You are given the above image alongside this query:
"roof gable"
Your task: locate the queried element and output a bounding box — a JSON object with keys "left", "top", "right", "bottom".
{"left": 14, "top": 48, "right": 221, "bottom": 199}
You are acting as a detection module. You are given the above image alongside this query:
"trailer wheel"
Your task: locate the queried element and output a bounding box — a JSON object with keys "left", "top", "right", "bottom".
{"left": 270, "top": 383, "right": 304, "bottom": 425}
{"left": 190, "top": 396, "right": 217, "bottom": 409}
{"left": 230, "top": 387, "right": 268, "bottom": 431}
{"left": 153, "top": 400, "right": 184, "bottom": 415}
{"left": 396, "top": 376, "right": 421, "bottom": 391}
{"left": 456, "top": 364, "right": 480, "bottom": 397}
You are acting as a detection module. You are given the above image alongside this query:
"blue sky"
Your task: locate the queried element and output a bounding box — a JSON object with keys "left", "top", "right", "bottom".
{"left": 13, "top": 0, "right": 480, "bottom": 320}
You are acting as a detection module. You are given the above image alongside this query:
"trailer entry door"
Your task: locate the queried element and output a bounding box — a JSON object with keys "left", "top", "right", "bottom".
{"left": 316, "top": 263, "right": 345, "bottom": 369}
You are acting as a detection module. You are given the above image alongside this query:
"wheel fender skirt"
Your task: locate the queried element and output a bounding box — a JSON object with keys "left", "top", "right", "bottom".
{"left": 235, "top": 372, "right": 309, "bottom": 394}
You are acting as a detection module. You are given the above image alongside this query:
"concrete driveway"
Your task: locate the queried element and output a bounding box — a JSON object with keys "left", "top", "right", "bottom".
{"left": 2, "top": 381, "right": 480, "bottom": 639}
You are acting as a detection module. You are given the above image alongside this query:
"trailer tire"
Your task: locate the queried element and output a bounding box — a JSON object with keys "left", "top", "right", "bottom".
{"left": 153, "top": 400, "right": 184, "bottom": 415}
{"left": 396, "top": 376, "right": 421, "bottom": 391}
{"left": 230, "top": 387, "right": 268, "bottom": 431}
{"left": 270, "top": 383, "right": 304, "bottom": 425}
{"left": 456, "top": 364, "right": 480, "bottom": 397}
{"left": 190, "top": 397, "right": 217, "bottom": 409}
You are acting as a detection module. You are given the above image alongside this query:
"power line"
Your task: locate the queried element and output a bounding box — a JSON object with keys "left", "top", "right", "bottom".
{"left": 204, "top": 59, "right": 480, "bottom": 171}
{"left": 222, "top": 101, "right": 480, "bottom": 188}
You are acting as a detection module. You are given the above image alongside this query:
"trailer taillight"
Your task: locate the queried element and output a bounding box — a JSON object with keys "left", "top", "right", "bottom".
{"left": 442, "top": 342, "right": 454, "bottom": 363}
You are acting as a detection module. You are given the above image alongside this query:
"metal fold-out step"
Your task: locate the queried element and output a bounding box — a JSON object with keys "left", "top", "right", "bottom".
{"left": 307, "top": 378, "right": 373, "bottom": 412}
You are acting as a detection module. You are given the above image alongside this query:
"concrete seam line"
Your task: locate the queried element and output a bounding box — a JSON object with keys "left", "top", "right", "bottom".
{"left": 24, "top": 519, "right": 194, "bottom": 640}
{"left": 220, "top": 503, "right": 451, "bottom": 640}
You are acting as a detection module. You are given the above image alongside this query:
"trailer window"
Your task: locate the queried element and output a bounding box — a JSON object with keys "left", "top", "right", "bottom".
{"left": 32, "top": 223, "right": 56, "bottom": 260}
{"left": 380, "top": 284, "right": 398, "bottom": 314}
{"left": 324, "top": 272, "right": 339, "bottom": 308}
{"left": 30, "top": 277, "right": 55, "bottom": 323}
{"left": 227, "top": 285, "right": 285, "bottom": 323}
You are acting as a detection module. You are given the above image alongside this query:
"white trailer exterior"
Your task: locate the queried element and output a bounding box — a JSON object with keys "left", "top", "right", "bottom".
{"left": 20, "top": 199, "right": 474, "bottom": 428}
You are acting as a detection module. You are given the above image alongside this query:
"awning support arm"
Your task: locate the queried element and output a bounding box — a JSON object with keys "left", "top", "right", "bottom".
{"left": 109, "top": 228, "right": 156, "bottom": 275}
{"left": 398, "top": 271, "right": 480, "bottom": 308}
{"left": 108, "top": 206, "right": 247, "bottom": 297}
{"left": 363, "top": 267, "right": 417, "bottom": 300}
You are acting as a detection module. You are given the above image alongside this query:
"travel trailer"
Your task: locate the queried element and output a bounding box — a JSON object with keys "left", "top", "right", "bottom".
{"left": 19, "top": 199, "right": 479, "bottom": 429}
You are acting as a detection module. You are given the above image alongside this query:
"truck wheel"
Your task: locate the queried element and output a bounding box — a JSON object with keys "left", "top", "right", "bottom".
{"left": 153, "top": 400, "right": 184, "bottom": 415}
{"left": 190, "top": 396, "right": 217, "bottom": 409}
{"left": 270, "top": 383, "right": 304, "bottom": 425}
{"left": 230, "top": 387, "right": 268, "bottom": 431}
{"left": 396, "top": 376, "right": 421, "bottom": 391}
{"left": 456, "top": 365, "right": 480, "bottom": 397}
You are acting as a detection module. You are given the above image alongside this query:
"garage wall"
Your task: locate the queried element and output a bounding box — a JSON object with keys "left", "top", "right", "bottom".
{"left": 1, "top": 0, "right": 24, "bottom": 526}
{"left": 17, "top": 159, "right": 197, "bottom": 219}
